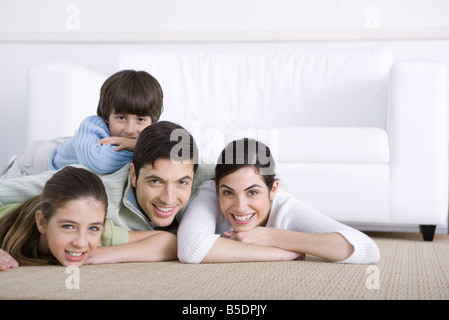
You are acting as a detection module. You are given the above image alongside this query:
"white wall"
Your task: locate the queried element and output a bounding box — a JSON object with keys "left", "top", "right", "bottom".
{"left": 2, "top": 0, "right": 449, "bottom": 34}
{"left": 1, "top": 0, "right": 449, "bottom": 168}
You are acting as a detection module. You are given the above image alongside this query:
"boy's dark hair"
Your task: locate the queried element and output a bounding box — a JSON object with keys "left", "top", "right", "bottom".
{"left": 132, "top": 121, "right": 199, "bottom": 181}
{"left": 97, "top": 70, "right": 163, "bottom": 124}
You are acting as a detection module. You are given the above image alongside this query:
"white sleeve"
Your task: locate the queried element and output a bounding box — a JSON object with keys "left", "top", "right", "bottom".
{"left": 177, "top": 181, "right": 221, "bottom": 264}
{"left": 271, "top": 192, "right": 380, "bottom": 264}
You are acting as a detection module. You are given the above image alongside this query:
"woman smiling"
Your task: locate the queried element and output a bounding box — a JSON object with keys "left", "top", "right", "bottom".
{"left": 178, "top": 138, "right": 380, "bottom": 264}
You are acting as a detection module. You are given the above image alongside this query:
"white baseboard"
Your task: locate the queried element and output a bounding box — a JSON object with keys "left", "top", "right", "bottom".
{"left": 347, "top": 222, "right": 448, "bottom": 235}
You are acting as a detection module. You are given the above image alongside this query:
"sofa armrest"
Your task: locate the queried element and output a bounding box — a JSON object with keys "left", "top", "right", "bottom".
{"left": 387, "top": 60, "right": 448, "bottom": 224}
{"left": 26, "top": 63, "right": 107, "bottom": 143}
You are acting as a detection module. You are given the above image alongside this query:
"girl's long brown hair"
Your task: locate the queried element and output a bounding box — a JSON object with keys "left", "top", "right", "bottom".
{"left": 0, "top": 166, "right": 108, "bottom": 266}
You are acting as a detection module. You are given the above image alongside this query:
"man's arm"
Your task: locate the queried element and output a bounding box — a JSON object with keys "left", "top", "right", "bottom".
{"left": 0, "top": 170, "right": 54, "bottom": 206}
{"left": 86, "top": 231, "right": 177, "bottom": 264}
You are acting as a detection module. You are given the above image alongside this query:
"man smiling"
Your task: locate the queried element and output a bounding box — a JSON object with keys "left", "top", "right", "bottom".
{"left": 131, "top": 158, "right": 194, "bottom": 229}
{"left": 0, "top": 121, "right": 214, "bottom": 268}
{"left": 126, "top": 121, "right": 200, "bottom": 231}
{"left": 0, "top": 121, "right": 210, "bottom": 231}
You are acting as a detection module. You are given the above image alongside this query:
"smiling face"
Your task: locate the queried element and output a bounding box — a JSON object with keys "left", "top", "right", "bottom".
{"left": 107, "top": 112, "right": 152, "bottom": 139}
{"left": 218, "top": 166, "right": 279, "bottom": 232}
{"left": 130, "top": 158, "right": 194, "bottom": 228}
{"left": 36, "top": 197, "right": 105, "bottom": 267}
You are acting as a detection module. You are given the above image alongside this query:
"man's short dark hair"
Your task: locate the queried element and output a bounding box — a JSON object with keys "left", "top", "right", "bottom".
{"left": 132, "top": 121, "right": 199, "bottom": 180}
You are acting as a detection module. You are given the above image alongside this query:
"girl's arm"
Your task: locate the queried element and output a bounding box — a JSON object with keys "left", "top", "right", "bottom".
{"left": 86, "top": 230, "right": 177, "bottom": 264}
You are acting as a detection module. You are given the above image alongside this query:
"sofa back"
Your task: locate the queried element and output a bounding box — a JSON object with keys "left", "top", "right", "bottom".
{"left": 27, "top": 63, "right": 107, "bottom": 143}
{"left": 117, "top": 47, "right": 393, "bottom": 131}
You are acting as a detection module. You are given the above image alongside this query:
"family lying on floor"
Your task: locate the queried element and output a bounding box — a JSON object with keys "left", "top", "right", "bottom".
{"left": 0, "top": 70, "right": 380, "bottom": 271}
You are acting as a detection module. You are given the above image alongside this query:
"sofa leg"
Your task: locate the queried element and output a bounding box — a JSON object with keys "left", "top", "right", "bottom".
{"left": 419, "top": 225, "right": 436, "bottom": 241}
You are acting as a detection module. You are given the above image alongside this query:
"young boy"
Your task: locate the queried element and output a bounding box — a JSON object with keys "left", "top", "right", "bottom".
{"left": 1, "top": 69, "right": 163, "bottom": 178}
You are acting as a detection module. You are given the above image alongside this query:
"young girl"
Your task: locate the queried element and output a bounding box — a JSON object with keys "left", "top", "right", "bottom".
{"left": 0, "top": 166, "right": 176, "bottom": 271}
{"left": 177, "top": 138, "right": 380, "bottom": 264}
{"left": 1, "top": 69, "right": 164, "bottom": 178}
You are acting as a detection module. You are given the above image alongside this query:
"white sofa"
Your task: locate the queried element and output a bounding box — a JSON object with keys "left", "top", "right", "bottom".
{"left": 26, "top": 47, "right": 448, "bottom": 240}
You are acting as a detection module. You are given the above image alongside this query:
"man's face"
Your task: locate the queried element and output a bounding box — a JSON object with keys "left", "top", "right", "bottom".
{"left": 130, "top": 158, "right": 194, "bottom": 227}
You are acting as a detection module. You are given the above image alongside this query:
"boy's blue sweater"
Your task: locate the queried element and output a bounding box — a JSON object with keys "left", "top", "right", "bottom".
{"left": 48, "top": 115, "right": 133, "bottom": 174}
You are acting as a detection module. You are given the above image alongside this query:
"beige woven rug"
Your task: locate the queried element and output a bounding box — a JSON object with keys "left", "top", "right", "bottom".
{"left": 1, "top": 232, "right": 448, "bottom": 300}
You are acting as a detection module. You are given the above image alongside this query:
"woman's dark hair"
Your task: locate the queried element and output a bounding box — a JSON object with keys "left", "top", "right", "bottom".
{"left": 214, "top": 138, "right": 277, "bottom": 192}
{"left": 0, "top": 166, "right": 108, "bottom": 266}
{"left": 97, "top": 69, "right": 163, "bottom": 124}
{"left": 132, "top": 121, "right": 199, "bottom": 181}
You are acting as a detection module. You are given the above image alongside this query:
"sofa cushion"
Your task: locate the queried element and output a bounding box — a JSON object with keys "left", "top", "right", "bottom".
{"left": 192, "top": 126, "right": 389, "bottom": 165}
{"left": 117, "top": 47, "right": 393, "bottom": 130}
{"left": 275, "top": 127, "right": 389, "bottom": 164}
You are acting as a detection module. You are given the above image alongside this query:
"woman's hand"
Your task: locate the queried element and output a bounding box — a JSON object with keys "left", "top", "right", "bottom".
{"left": 223, "top": 227, "right": 305, "bottom": 261}
{"left": 224, "top": 226, "right": 274, "bottom": 247}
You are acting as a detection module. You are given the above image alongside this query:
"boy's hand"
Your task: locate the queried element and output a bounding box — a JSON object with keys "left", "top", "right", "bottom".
{"left": 98, "top": 136, "right": 137, "bottom": 151}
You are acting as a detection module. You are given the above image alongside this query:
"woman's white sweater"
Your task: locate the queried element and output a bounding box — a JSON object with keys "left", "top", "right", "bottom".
{"left": 178, "top": 181, "right": 380, "bottom": 264}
